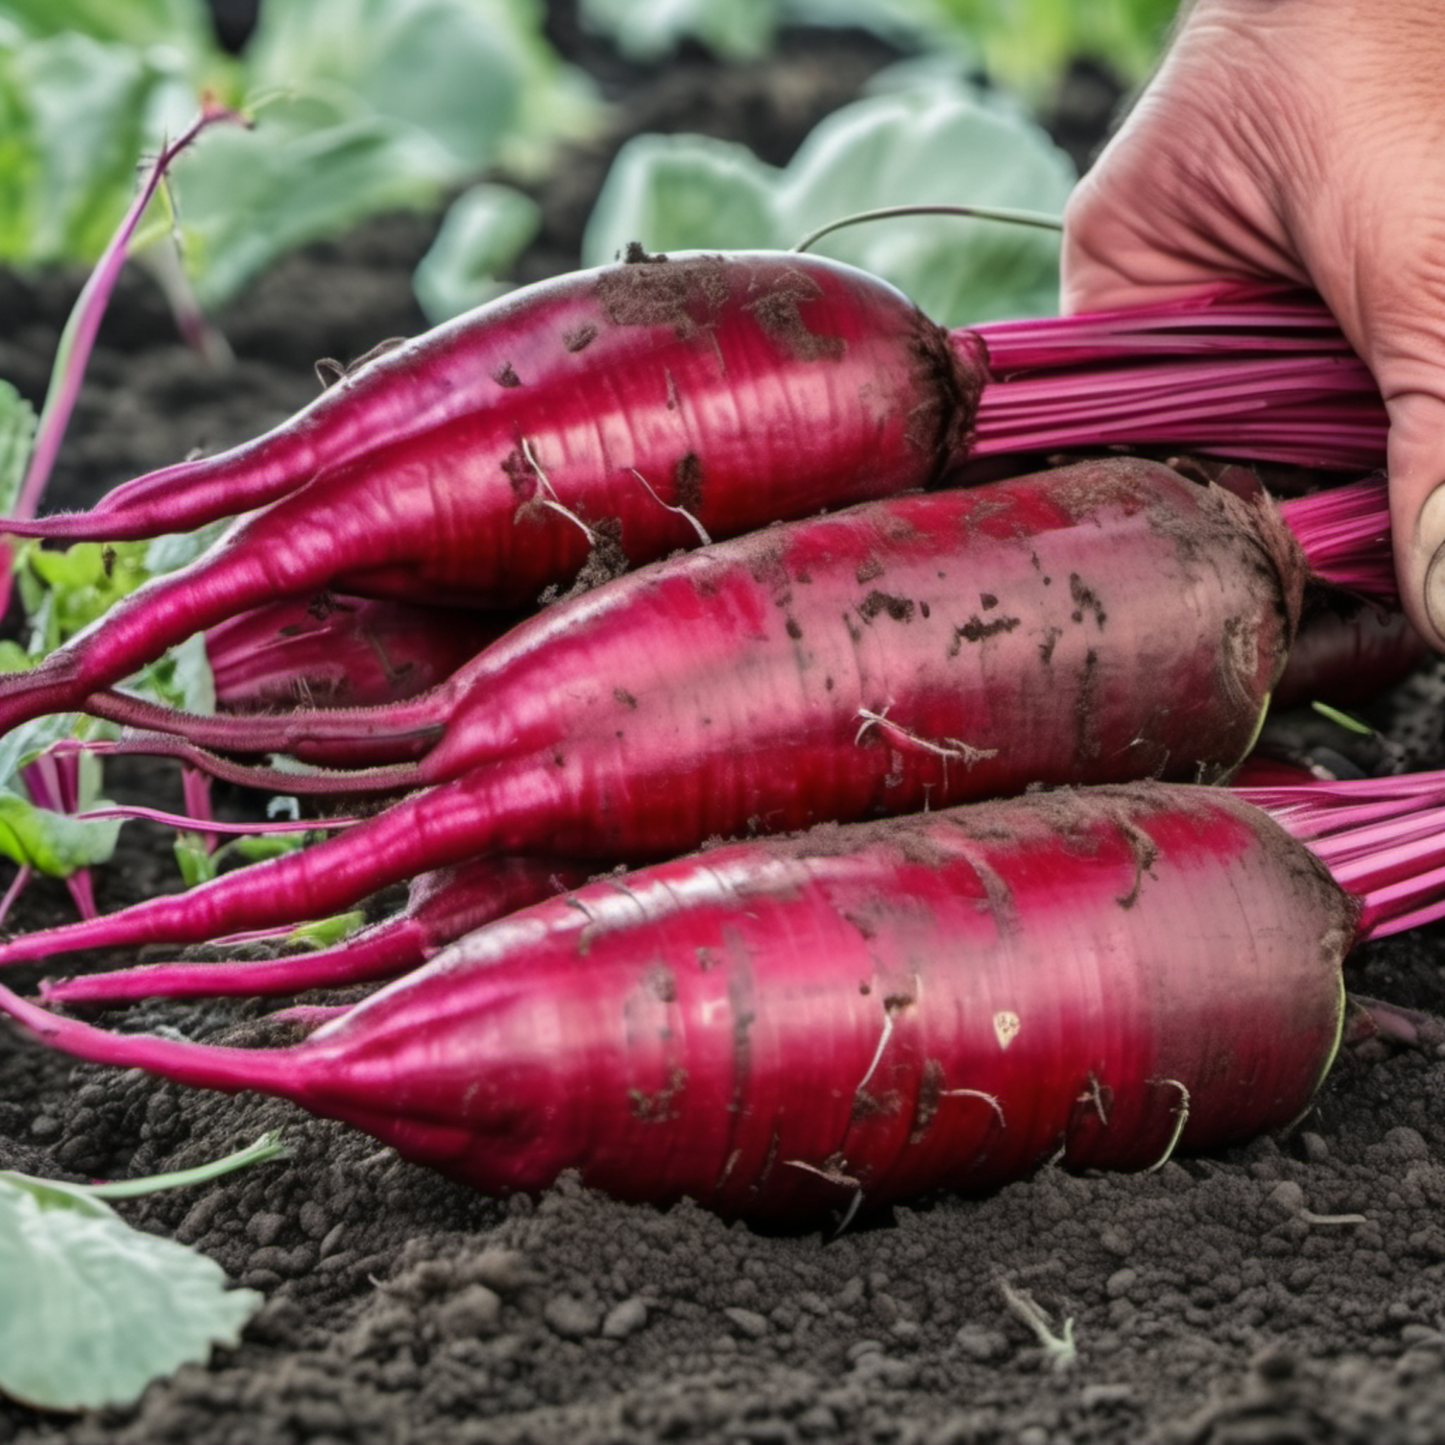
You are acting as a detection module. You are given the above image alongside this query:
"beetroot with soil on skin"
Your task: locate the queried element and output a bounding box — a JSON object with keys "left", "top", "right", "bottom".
{"left": 0, "top": 782, "right": 1355, "bottom": 1220}
{"left": 0, "top": 260, "right": 1389, "bottom": 740}
{"left": 0, "top": 251, "right": 974, "bottom": 732}
{"left": 93, "top": 454, "right": 1311, "bottom": 776}
{"left": 0, "top": 457, "right": 1311, "bottom": 970}
{"left": 85, "top": 467, "right": 1395, "bottom": 773}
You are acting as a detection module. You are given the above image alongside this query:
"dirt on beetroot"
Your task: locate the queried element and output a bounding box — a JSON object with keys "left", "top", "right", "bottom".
{"left": 6, "top": 10, "right": 1445, "bottom": 1444}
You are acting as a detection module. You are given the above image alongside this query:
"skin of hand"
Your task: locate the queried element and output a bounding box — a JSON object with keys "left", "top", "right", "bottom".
{"left": 1061, "top": 0, "right": 1445, "bottom": 649}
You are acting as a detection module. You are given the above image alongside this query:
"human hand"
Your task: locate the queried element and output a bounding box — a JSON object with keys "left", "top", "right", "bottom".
{"left": 1061, "top": 0, "right": 1445, "bottom": 647}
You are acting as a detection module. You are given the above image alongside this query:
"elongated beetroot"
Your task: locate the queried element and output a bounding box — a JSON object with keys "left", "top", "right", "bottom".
{"left": 0, "top": 251, "right": 972, "bottom": 731}
{"left": 85, "top": 454, "right": 1317, "bottom": 774}
{"left": 0, "top": 457, "right": 1312, "bottom": 970}
{"left": 0, "top": 258, "right": 1388, "bottom": 739}
{"left": 0, "top": 780, "right": 1378, "bottom": 1220}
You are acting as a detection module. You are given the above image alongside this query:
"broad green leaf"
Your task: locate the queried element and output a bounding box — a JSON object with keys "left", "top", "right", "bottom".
{"left": 0, "top": 52, "right": 38, "bottom": 259}
{"left": 0, "top": 0, "right": 216, "bottom": 63}
{"left": 143, "top": 515, "right": 231, "bottom": 575}
{"left": 0, "top": 788, "right": 121, "bottom": 875}
{"left": 776, "top": 81, "right": 1073, "bottom": 323}
{"left": 0, "top": 714, "right": 97, "bottom": 791}
{"left": 170, "top": 111, "right": 450, "bottom": 309}
{"left": 0, "top": 1176, "right": 259, "bottom": 1410}
{"left": 243, "top": 0, "right": 597, "bottom": 177}
{"left": 579, "top": 0, "right": 777, "bottom": 61}
{"left": 414, "top": 182, "right": 542, "bottom": 324}
{"left": 16, "top": 539, "right": 151, "bottom": 655}
{"left": 137, "top": 629, "right": 216, "bottom": 715}
{"left": 0, "top": 1136, "right": 282, "bottom": 1412}
{"left": 0, "top": 0, "right": 594, "bottom": 304}
{"left": 0, "top": 32, "right": 164, "bottom": 263}
{"left": 583, "top": 73, "right": 1074, "bottom": 326}
{"left": 582, "top": 133, "right": 777, "bottom": 263}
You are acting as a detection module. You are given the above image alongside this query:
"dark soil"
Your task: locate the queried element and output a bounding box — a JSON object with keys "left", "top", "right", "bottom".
{"left": 6, "top": 11, "right": 1445, "bottom": 1445}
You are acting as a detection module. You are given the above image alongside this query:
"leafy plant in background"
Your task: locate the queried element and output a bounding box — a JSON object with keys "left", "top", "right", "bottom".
{"left": 578, "top": 0, "right": 1174, "bottom": 96}
{"left": 0, "top": 0, "right": 597, "bottom": 310}
{"left": 915, "top": 0, "right": 1175, "bottom": 97}
{"left": 580, "top": 68, "right": 1076, "bottom": 327}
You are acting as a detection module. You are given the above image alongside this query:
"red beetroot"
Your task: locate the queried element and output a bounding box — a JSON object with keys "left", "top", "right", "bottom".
{"left": 0, "top": 457, "right": 1314, "bottom": 971}
{"left": 0, "top": 257, "right": 1387, "bottom": 739}
{"left": 0, "top": 251, "right": 974, "bottom": 731}
{"left": 2, "top": 776, "right": 1417, "bottom": 1220}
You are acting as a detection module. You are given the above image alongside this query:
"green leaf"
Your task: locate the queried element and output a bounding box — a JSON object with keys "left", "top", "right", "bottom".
{"left": 135, "top": 630, "right": 216, "bottom": 715}
{"left": 173, "top": 829, "right": 215, "bottom": 887}
{"left": 582, "top": 132, "right": 778, "bottom": 261}
{"left": 905, "top": 0, "right": 1177, "bottom": 96}
{"left": 143, "top": 515, "right": 230, "bottom": 575}
{"left": 0, "top": 1134, "right": 283, "bottom": 1412}
{"left": 0, "top": 0, "right": 216, "bottom": 61}
{"left": 0, "top": 31, "right": 166, "bottom": 264}
{"left": 244, "top": 0, "right": 589, "bottom": 178}
{"left": 287, "top": 909, "right": 367, "bottom": 948}
{"left": 17, "top": 539, "right": 151, "bottom": 655}
{"left": 231, "top": 828, "right": 325, "bottom": 864}
{"left": 0, "top": 0, "right": 595, "bottom": 304}
{"left": 583, "top": 71, "right": 1075, "bottom": 325}
{"left": 0, "top": 713, "right": 96, "bottom": 791}
{"left": 579, "top": 0, "right": 778, "bottom": 62}
{"left": 0, "top": 788, "right": 122, "bottom": 875}
{"left": 0, "top": 1178, "right": 261, "bottom": 1410}
{"left": 413, "top": 182, "right": 542, "bottom": 324}
{"left": 174, "top": 824, "right": 324, "bottom": 889}
{"left": 171, "top": 111, "right": 448, "bottom": 310}
{"left": 0, "top": 380, "right": 37, "bottom": 515}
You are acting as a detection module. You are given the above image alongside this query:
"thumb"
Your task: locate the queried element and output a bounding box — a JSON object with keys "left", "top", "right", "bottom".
{"left": 1385, "top": 390, "right": 1445, "bottom": 651}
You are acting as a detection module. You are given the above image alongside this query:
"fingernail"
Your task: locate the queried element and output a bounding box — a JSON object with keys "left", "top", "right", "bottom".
{"left": 1421, "top": 485, "right": 1445, "bottom": 644}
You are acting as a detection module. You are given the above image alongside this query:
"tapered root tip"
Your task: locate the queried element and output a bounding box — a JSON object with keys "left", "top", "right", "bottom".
{"left": 0, "top": 981, "right": 304, "bottom": 1097}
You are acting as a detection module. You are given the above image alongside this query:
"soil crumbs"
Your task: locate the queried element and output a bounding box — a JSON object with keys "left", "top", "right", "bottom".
{"left": 6, "top": 14, "right": 1445, "bottom": 1445}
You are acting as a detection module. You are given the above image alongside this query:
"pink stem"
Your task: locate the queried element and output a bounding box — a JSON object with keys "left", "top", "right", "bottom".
{"left": 6, "top": 101, "right": 244, "bottom": 610}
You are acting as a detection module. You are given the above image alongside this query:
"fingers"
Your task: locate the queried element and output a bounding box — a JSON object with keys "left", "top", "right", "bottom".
{"left": 1384, "top": 394, "right": 1445, "bottom": 650}
{"left": 1061, "top": 170, "right": 1227, "bottom": 315}
{"left": 1301, "top": 236, "right": 1445, "bottom": 652}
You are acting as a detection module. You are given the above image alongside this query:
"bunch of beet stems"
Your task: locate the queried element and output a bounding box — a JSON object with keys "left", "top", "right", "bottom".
{"left": 0, "top": 454, "right": 1398, "bottom": 979}
{"left": 2, "top": 769, "right": 1442, "bottom": 1221}
{"left": 0, "top": 246, "right": 1390, "bottom": 739}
